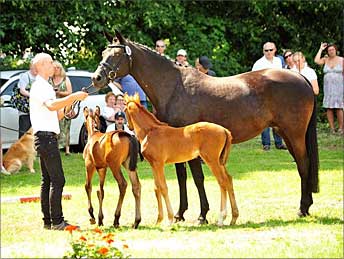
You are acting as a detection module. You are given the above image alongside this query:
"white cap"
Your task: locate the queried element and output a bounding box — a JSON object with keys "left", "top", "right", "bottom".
{"left": 177, "top": 49, "right": 187, "bottom": 57}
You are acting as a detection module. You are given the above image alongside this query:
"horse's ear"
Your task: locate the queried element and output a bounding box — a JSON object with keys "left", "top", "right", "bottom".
{"left": 123, "top": 93, "right": 129, "bottom": 103}
{"left": 83, "top": 106, "right": 89, "bottom": 118}
{"left": 95, "top": 106, "right": 101, "bottom": 117}
{"left": 103, "top": 31, "right": 114, "bottom": 43}
{"left": 115, "top": 30, "right": 126, "bottom": 44}
{"left": 134, "top": 92, "right": 140, "bottom": 104}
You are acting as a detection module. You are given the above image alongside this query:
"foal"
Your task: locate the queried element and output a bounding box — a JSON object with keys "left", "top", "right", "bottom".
{"left": 83, "top": 106, "right": 141, "bottom": 228}
{"left": 124, "top": 93, "right": 238, "bottom": 226}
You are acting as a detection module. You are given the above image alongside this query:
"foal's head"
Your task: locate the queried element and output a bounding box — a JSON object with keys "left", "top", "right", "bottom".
{"left": 83, "top": 106, "right": 101, "bottom": 137}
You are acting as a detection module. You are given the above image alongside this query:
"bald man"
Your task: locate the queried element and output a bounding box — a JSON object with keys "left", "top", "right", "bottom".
{"left": 30, "top": 53, "right": 88, "bottom": 230}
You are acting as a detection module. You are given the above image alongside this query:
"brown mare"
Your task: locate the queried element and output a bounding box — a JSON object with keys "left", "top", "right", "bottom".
{"left": 124, "top": 93, "right": 238, "bottom": 225}
{"left": 83, "top": 106, "right": 141, "bottom": 228}
{"left": 92, "top": 31, "right": 319, "bottom": 223}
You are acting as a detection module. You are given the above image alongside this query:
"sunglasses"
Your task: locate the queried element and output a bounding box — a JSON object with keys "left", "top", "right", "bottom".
{"left": 264, "top": 49, "right": 274, "bottom": 52}
{"left": 156, "top": 45, "right": 165, "bottom": 48}
{"left": 284, "top": 53, "right": 293, "bottom": 59}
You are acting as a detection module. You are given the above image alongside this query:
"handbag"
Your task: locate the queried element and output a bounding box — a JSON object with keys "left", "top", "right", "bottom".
{"left": 10, "top": 73, "right": 31, "bottom": 113}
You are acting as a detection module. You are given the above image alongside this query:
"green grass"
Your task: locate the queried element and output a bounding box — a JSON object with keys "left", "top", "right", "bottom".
{"left": 1, "top": 127, "right": 343, "bottom": 258}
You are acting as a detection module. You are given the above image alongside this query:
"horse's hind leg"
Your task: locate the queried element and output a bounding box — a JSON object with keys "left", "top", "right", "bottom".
{"left": 97, "top": 168, "right": 107, "bottom": 226}
{"left": 109, "top": 164, "right": 127, "bottom": 228}
{"left": 85, "top": 164, "right": 96, "bottom": 224}
{"left": 127, "top": 168, "right": 142, "bottom": 229}
{"left": 188, "top": 158, "right": 209, "bottom": 224}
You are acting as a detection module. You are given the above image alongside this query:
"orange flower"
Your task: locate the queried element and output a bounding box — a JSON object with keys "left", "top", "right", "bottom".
{"left": 93, "top": 227, "right": 102, "bottom": 234}
{"left": 98, "top": 247, "right": 109, "bottom": 255}
{"left": 102, "top": 233, "right": 114, "bottom": 239}
{"left": 106, "top": 238, "right": 114, "bottom": 244}
{"left": 65, "top": 225, "right": 79, "bottom": 234}
{"left": 123, "top": 244, "right": 129, "bottom": 249}
{"left": 79, "top": 236, "right": 87, "bottom": 242}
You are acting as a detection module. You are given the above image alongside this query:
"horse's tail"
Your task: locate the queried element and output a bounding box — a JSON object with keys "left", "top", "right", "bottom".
{"left": 220, "top": 128, "right": 232, "bottom": 165}
{"left": 128, "top": 135, "right": 139, "bottom": 171}
{"left": 306, "top": 96, "right": 319, "bottom": 193}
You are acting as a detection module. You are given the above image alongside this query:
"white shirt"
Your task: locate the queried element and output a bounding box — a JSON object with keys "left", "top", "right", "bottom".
{"left": 106, "top": 123, "right": 135, "bottom": 135}
{"left": 291, "top": 66, "right": 317, "bottom": 81}
{"left": 103, "top": 106, "right": 116, "bottom": 126}
{"left": 17, "top": 71, "right": 36, "bottom": 115}
{"left": 29, "top": 75, "right": 60, "bottom": 134}
{"left": 252, "top": 56, "right": 282, "bottom": 71}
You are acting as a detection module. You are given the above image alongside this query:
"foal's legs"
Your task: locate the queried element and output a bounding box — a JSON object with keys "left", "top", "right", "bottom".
{"left": 151, "top": 162, "right": 174, "bottom": 225}
{"left": 127, "top": 168, "right": 142, "bottom": 229}
{"left": 109, "top": 163, "right": 127, "bottom": 228}
{"left": 97, "top": 168, "right": 107, "bottom": 226}
{"left": 85, "top": 163, "right": 96, "bottom": 224}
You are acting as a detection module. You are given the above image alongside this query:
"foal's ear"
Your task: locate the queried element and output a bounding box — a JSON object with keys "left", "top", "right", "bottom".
{"left": 123, "top": 93, "right": 129, "bottom": 103}
{"left": 134, "top": 92, "right": 140, "bottom": 104}
{"left": 115, "top": 30, "right": 126, "bottom": 44}
{"left": 95, "top": 106, "right": 101, "bottom": 117}
{"left": 83, "top": 106, "right": 89, "bottom": 118}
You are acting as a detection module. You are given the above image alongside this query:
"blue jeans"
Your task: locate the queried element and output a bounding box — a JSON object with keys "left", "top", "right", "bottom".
{"left": 261, "top": 127, "right": 283, "bottom": 146}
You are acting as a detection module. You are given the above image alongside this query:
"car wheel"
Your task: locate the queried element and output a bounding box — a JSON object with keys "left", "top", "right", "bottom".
{"left": 78, "top": 124, "right": 88, "bottom": 151}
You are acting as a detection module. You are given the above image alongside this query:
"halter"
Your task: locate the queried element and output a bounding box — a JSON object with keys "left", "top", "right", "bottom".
{"left": 99, "top": 44, "right": 132, "bottom": 80}
{"left": 63, "top": 84, "right": 99, "bottom": 120}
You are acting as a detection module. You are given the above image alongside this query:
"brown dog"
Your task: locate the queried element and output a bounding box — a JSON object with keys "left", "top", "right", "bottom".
{"left": 3, "top": 128, "right": 36, "bottom": 174}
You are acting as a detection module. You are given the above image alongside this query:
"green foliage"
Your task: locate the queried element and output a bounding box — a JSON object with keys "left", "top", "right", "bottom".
{"left": 1, "top": 0, "right": 343, "bottom": 121}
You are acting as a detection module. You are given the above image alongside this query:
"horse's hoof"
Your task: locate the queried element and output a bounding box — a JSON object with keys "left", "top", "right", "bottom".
{"left": 297, "top": 210, "right": 310, "bottom": 217}
{"left": 174, "top": 215, "right": 185, "bottom": 223}
{"left": 113, "top": 223, "right": 120, "bottom": 228}
{"left": 132, "top": 219, "right": 141, "bottom": 229}
{"left": 90, "top": 218, "right": 96, "bottom": 224}
{"left": 197, "top": 216, "right": 208, "bottom": 225}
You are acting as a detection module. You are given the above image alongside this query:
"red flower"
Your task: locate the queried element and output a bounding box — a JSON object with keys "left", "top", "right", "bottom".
{"left": 98, "top": 247, "right": 109, "bottom": 255}
{"left": 93, "top": 227, "right": 102, "bottom": 234}
{"left": 65, "top": 225, "right": 79, "bottom": 234}
{"left": 79, "top": 236, "right": 87, "bottom": 242}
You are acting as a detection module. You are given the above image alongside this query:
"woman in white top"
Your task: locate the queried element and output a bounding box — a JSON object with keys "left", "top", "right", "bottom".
{"left": 292, "top": 52, "right": 319, "bottom": 95}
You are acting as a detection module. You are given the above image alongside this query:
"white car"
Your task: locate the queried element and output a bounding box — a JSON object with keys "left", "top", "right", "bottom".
{"left": 0, "top": 70, "right": 122, "bottom": 150}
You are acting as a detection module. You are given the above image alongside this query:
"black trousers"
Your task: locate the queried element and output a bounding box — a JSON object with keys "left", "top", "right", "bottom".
{"left": 34, "top": 132, "right": 65, "bottom": 225}
{"left": 19, "top": 114, "right": 31, "bottom": 138}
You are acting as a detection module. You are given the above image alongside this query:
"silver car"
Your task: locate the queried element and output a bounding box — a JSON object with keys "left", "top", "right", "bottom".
{"left": 0, "top": 70, "right": 122, "bottom": 150}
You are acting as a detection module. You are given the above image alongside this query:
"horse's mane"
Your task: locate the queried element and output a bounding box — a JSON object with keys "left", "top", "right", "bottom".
{"left": 128, "top": 39, "right": 175, "bottom": 65}
{"left": 126, "top": 95, "right": 168, "bottom": 126}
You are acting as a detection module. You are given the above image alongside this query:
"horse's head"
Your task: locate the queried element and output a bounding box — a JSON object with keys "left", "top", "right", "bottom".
{"left": 92, "top": 31, "right": 132, "bottom": 89}
{"left": 83, "top": 106, "right": 101, "bottom": 136}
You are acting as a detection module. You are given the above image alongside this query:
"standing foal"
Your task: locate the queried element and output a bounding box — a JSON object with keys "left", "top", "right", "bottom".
{"left": 124, "top": 93, "right": 238, "bottom": 226}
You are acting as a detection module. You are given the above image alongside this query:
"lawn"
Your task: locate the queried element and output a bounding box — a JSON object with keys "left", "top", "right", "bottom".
{"left": 1, "top": 127, "right": 343, "bottom": 258}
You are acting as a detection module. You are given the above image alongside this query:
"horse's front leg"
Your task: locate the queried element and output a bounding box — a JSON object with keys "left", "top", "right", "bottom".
{"left": 174, "top": 162, "right": 188, "bottom": 222}
{"left": 189, "top": 158, "right": 209, "bottom": 224}
{"left": 151, "top": 162, "right": 172, "bottom": 224}
{"left": 127, "top": 169, "right": 142, "bottom": 229}
{"left": 110, "top": 166, "right": 127, "bottom": 228}
{"left": 97, "top": 168, "right": 107, "bottom": 226}
{"left": 85, "top": 163, "right": 96, "bottom": 224}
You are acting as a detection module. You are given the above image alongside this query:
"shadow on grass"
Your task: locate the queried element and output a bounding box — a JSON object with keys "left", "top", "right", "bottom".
{"left": 95, "top": 215, "right": 343, "bottom": 233}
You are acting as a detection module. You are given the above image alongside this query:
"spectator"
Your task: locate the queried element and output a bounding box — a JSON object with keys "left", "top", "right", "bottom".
{"left": 155, "top": 40, "right": 167, "bottom": 56}
{"left": 252, "top": 42, "right": 287, "bottom": 151}
{"left": 117, "top": 75, "right": 148, "bottom": 108}
{"left": 102, "top": 92, "right": 118, "bottom": 126}
{"left": 292, "top": 52, "right": 319, "bottom": 95}
{"left": 106, "top": 111, "right": 134, "bottom": 135}
{"left": 50, "top": 61, "right": 73, "bottom": 155}
{"left": 17, "top": 60, "right": 37, "bottom": 138}
{"left": 283, "top": 49, "right": 295, "bottom": 69}
{"left": 115, "top": 94, "right": 126, "bottom": 112}
{"left": 29, "top": 52, "right": 87, "bottom": 230}
{"left": 314, "top": 43, "right": 344, "bottom": 134}
{"left": 195, "top": 56, "right": 216, "bottom": 76}
{"left": 175, "top": 49, "right": 190, "bottom": 67}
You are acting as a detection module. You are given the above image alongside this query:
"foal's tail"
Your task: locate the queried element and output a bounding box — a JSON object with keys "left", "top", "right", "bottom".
{"left": 128, "top": 135, "right": 139, "bottom": 171}
{"left": 220, "top": 128, "right": 232, "bottom": 165}
{"left": 306, "top": 96, "right": 319, "bottom": 193}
